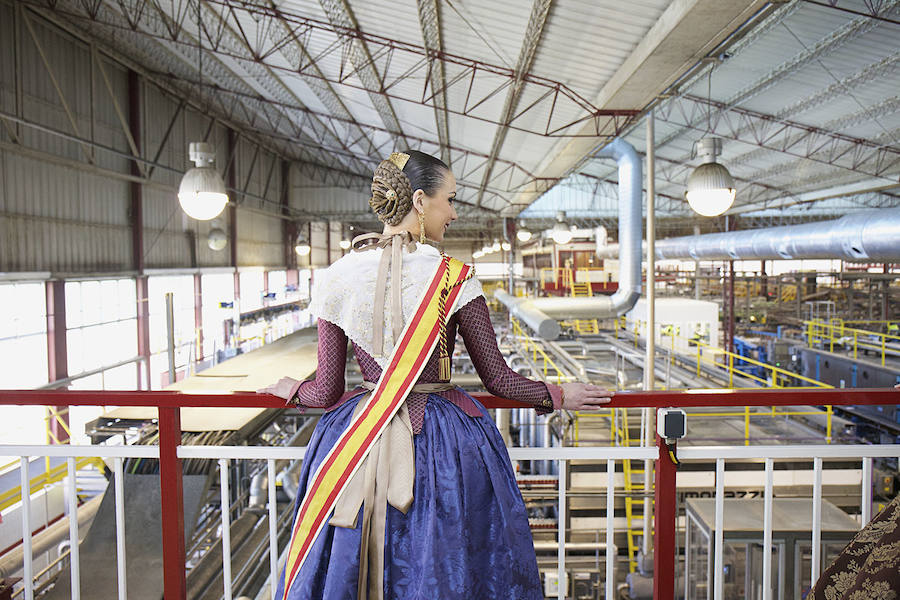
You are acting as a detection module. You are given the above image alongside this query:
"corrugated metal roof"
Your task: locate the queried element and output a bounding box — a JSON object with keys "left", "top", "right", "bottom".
{"left": 562, "top": 0, "right": 900, "bottom": 222}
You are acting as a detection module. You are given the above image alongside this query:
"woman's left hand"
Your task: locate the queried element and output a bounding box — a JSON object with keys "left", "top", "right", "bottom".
{"left": 257, "top": 376, "right": 301, "bottom": 400}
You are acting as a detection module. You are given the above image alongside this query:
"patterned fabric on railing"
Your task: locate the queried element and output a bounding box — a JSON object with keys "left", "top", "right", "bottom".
{"left": 810, "top": 492, "right": 900, "bottom": 599}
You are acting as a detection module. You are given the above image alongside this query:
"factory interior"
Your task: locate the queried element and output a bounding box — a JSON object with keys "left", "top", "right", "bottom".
{"left": 1, "top": 0, "right": 899, "bottom": 598}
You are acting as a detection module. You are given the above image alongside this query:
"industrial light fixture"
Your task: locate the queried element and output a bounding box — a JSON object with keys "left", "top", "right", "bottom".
{"left": 178, "top": 142, "right": 228, "bottom": 220}
{"left": 473, "top": 250, "right": 484, "bottom": 259}
{"left": 207, "top": 225, "right": 227, "bottom": 251}
{"left": 516, "top": 220, "right": 533, "bottom": 243}
{"left": 491, "top": 239, "right": 501, "bottom": 252}
{"left": 501, "top": 241, "right": 511, "bottom": 252}
{"left": 685, "top": 137, "right": 736, "bottom": 217}
{"left": 339, "top": 239, "right": 351, "bottom": 250}
{"left": 551, "top": 211, "right": 574, "bottom": 245}
{"left": 482, "top": 244, "right": 492, "bottom": 254}
{"left": 294, "top": 232, "right": 311, "bottom": 257}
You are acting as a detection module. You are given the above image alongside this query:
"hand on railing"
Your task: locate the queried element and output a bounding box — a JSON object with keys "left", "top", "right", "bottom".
{"left": 257, "top": 376, "right": 302, "bottom": 401}
{"left": 560, "top": 383, "right": 613, "bottom": 411}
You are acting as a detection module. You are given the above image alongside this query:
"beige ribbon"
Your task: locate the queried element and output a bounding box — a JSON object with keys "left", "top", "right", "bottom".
{"left": 351, "top": 232, "right": 419, "bottom": 358}
{"left": 329, "top": 381, "right": 455, "bottom": 600}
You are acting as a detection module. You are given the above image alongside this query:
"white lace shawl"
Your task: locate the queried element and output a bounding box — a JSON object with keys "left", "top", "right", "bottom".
{"left": 308, "top": 243, "right": 483, "bottom": 368}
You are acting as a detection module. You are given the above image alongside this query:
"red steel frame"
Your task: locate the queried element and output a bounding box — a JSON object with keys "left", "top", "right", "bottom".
{"left": 2, "top": 387, "right": 899, "bottom": 600}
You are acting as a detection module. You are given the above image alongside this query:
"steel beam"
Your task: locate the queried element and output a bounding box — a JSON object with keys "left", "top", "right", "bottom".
{"left": 652, "top": 0, "right": 899, "bottom": 154}
{"left": 45, "top": 280, "right": 69, "bottom": 443}
{"left": 416, "top": 0, "right": 451, "bottom": 165}
{"left": 318, "top": 0, "right": 408, "bottom": 147}
{"left": 655, "top": 94, "right": 900, "bottom": 183}
{"left": 26, "top": 0, "right": 634, "bottom": 139}
{"left": 476, "top": 0, "right": 553, "bottom": 207}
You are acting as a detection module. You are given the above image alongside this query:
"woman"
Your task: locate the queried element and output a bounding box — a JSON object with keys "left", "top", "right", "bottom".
{"left": 262, "top": 150, "right": 612, "bottom": 600}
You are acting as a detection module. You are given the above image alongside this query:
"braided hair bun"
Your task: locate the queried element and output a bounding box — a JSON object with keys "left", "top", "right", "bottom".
{"left": 370, "top": 159, "right": 413, "bottom": 226}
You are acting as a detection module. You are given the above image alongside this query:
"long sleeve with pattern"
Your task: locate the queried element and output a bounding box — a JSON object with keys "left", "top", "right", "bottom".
{"left": 292, "top": 318, "right": 348, "bottom": 409}
{"left": 456, "top": 296, "right": 562, "bottom": 412}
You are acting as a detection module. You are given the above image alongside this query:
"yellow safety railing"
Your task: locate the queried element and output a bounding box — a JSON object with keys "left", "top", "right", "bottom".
{"left": 0, "top": 456, "right": 101, "bottom": 512}
{"left": 805, "top": 319, "right": 900, "bottom": 366}
{"left": 669, "top": 332, "right": 835, "bottom": 444}
{"left": 509, "top": 317, "right": 574, "bottom": 385}
{"left": 539, "top": 267, "right": 607, "bottom": 290}
{"left": 619, "top": 323, "right": 836, "bottom": 444}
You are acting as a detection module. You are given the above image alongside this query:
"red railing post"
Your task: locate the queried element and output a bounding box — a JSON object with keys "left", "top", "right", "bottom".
{"left": 158, "top": 406, "right": 187, "bottom": 600}
{"left": 653, "top": 434, "right": 677, "bottom": 600}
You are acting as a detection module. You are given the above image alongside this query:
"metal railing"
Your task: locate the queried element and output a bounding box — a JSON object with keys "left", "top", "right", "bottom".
{"left": 509, "top": 317, "right": 573, "bottom": 384}
{"left": 1, "top": 388, "right": 899, "bottom": 600}
{"left": 805, "top": 319, "right": 900, "bottom": 366}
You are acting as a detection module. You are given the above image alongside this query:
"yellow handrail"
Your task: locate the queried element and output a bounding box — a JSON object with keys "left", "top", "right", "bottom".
{"left": 650, "top": 328, "right": 835, "bottom": 444}
{"left": 0, "top": 456, "right": 101, "bottom": 512}
{"left": 804, "top": 319, "right": 900, "bottom": 366}
{"left": 509, "top": 317, "right": 573, "bottom": 385}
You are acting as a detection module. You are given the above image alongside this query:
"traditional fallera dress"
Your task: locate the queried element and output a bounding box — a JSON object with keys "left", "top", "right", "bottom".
{"left": 274, "top": 233, "right": 562, "bottom": 600}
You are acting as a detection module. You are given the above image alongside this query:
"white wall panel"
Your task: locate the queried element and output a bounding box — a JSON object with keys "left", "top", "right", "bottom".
{"left": 289, "top": 165, "right": 368, "bottom": 218}
{"left": 236, "top": 209, "right": 284, "bottom": 267}
{"left": 0, "top": 5, "right": 293, "bottom": 275}
{"left": 0, "top": 150, "right": 131, "bottom": 272}
{"left": 141, "top": 186, "right": 191, "bottom": 269}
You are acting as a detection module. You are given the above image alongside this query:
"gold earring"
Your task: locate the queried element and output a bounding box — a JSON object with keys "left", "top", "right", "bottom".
{"left": 418, "top": 211, "right": 426, "bottom": 244}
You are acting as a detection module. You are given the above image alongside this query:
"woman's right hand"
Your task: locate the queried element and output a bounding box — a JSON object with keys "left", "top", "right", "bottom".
{"left": 560, "top": 383, "right": 613, "bottom": 411}
{"left": 257, "top": 376, "right": 301, "bottom": 401}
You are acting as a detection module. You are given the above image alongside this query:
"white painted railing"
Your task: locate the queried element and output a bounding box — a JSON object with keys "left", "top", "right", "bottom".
{"left": 678, "top": 445, "right": 900, "bottom": 600}
{"left": 4, "top": 445, "right": 158, "bottom": 600}
{"left": 4, "top": 443, "right": 898, "bottom": 600}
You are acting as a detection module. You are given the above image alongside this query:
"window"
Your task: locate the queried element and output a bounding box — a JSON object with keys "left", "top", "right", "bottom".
{"left": 0, "top": 283, "right": 48, "bottom": 389}
{"left": 0, "top": 283, "right": 49, "bottom": 449}
{"left": 65, "top": 279, "right": 137, "bottom": 378}
{"left": 201, "top": 273, "right": 235, "bottom": 359}
{"left": 148, "top": 275, "right": 195, "bottom": 388}
{"left": 267, "top": 270, "right": 287, "bottom": 303}
{"left": 239, "top": 270, "right": 265, "bottom": 312}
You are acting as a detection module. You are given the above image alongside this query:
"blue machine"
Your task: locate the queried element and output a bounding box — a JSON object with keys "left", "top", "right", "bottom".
{"left": 733, "top": 337, "right": 768, "bottom": 379}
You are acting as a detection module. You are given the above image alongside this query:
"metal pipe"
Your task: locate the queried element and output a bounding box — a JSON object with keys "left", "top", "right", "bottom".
{"left": 597, "top": 208, "right": 900, "bottom": 261}
{"left": 247, "top": 422, "right": 316, "bottom": 510}
{"left": 0, "top": 494, "right": 102, "bottom": 579}
{"left": 494, "top": 289, "right": 560, "bottom": 340}
{"left": 165, "top": 292, "right": 176, "bottom": 384}
{"left": 496, "top": 138, "right": 642, "bottom": 329}
{"left": 645, "top": 111, "right": 656, "bottom": 392}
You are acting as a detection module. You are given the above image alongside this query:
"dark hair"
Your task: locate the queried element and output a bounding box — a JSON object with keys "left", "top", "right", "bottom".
{"left": 402, "top": 150, "right": 449, "bottom": 196}
{"left": 369, "top": 150, "right": 449, "bottom": 226}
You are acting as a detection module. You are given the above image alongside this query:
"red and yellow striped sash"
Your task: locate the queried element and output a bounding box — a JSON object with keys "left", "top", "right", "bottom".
{"left": 281, "top": 256, "right": 472, "bottom": 598}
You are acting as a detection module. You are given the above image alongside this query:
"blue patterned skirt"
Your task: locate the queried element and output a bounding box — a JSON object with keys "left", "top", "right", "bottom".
{"left": 276, "top": 392, "right": 543, "bottom": 600}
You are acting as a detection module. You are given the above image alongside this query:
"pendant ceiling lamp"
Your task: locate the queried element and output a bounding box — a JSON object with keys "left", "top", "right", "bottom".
{"left": 516, "top": 219, "right": 532, "bottom": 242}
{"left": 294, "top": 231, "right": 311, "bottom": 256}
{"left": 207, "top": 225, "right": 227, "bottom": 251}
{"left": 178, "top": 142, "right": 228, "bottom": 220}
{"left": 685, "top": 137, "right": 735, "bottom": 217}
{"left": 551, "top": 211, "right": 573, "bottom": 245}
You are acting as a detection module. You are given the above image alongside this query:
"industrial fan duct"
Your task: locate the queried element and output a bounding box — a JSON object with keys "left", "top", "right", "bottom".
{"left": 495, "top": 138, "right": 643, "bottom": 340}
{"left": 593, "top": 208, "right": 900, "bottom": 262}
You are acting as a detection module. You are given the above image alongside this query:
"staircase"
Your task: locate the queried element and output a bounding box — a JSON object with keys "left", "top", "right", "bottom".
{"left": 616, "top": 409, "right": 650, "bottom": 573}
{"left": 570, "top": 278, "right": 599, "bottom": 334}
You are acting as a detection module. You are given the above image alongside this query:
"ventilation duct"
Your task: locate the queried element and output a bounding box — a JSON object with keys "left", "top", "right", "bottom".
{"left": 497, "top": 138, "right": 642, "bottom": 339}
{"left": 595, "top": 208, "right": 900, "bottom": 262}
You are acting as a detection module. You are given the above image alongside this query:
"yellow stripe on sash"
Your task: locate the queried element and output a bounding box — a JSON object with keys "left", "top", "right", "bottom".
{"left": 281, "top": 256, "right": 471, "bottom": 598}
